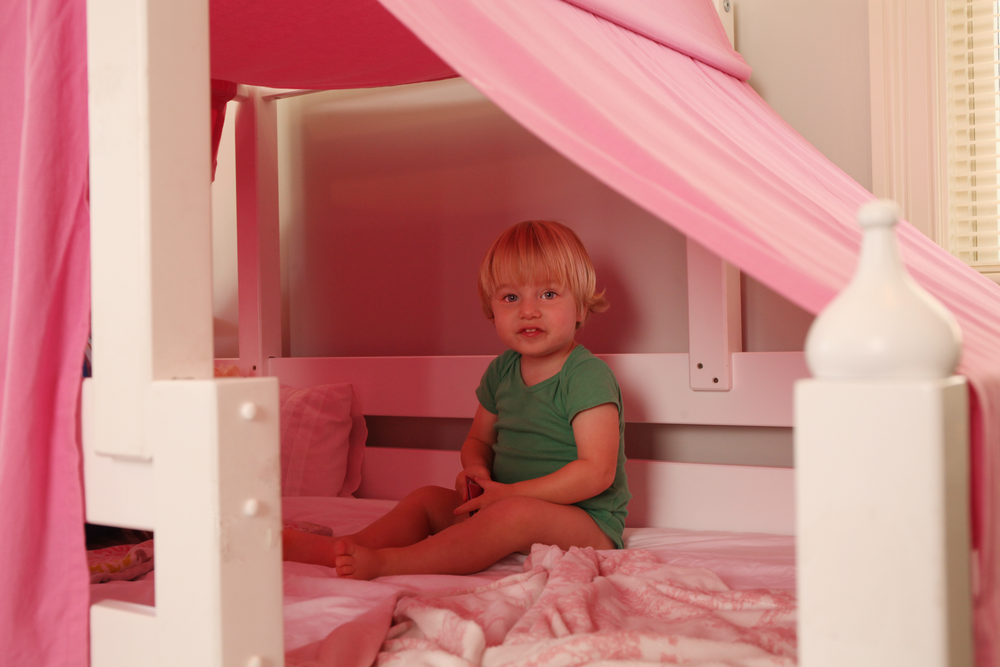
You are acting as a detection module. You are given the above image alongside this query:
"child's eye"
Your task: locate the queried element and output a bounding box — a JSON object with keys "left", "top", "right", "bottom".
{"left": 501, "top": 294, "right": 518, "bottom": 303}
{"left": 541, "top": 291, "right": 557, "bottom": 299}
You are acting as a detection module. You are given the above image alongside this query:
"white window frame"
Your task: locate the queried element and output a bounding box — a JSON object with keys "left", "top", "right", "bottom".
{"left": 870, "top": 0, "right": 1000, "bottom": 283}
{"left": 869, "top": 0, "right": 948, "bottom": 244}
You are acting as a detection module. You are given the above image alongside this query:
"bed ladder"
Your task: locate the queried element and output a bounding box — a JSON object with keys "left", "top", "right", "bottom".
{"left": 84, "top": 0, "right": 285, "bottom": 665}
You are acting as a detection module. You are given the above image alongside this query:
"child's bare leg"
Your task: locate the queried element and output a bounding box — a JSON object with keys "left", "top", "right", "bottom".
{"left": 334, "top": 496, "right": 613, "bottom": 580}
{"left": 283, "top": 486, "right": 464, "bottom": 567}
{"left": 349, "top": 486, "right": 465, "bottom": 548}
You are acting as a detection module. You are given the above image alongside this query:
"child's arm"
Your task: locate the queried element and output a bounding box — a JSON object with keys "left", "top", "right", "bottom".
{"left": 456, "top": 402, "right": 619, "bottom": 513}
{"left": 456, "top": 404, "right": 498, "bottom": 500}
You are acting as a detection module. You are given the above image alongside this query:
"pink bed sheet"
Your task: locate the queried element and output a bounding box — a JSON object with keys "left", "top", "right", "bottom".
{"left": 319, "top": 545, "right": 796, "bottom": 667}
{"left": 284, "top": 498, "right": 797, "bottom": 665}
{"left": 91, "top": 496, "right": 796, "bottom": 664}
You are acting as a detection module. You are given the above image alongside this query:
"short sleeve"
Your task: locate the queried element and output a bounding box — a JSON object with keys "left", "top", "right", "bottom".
{"left": 564, "top": 357, "right": 622, "bottom": 422}
{"left": 476, "top": 351, "right": 514, "bottom": 415}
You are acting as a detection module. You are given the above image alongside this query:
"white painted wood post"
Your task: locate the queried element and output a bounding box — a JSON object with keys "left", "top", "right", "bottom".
{"left": 235, "top": 88, "right": 283, "bottom": 377}
{"left": 150, "top": 378, "right": 284, "bottom": 667}
{"left": 85, "top": 0, "right": 285, "bottom": 665}
{"left": 795, "top": 201, "right": 972, "bottom": 667}
{"left": 686, "top": 238, "right": 742, "bottom": 391}
{"left": 87, "top": 0, "right": 215, "bottom": 461}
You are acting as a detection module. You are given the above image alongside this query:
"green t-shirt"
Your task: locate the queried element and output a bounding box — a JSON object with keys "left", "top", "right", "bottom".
{"left": 475, "top": 345, "right": 631, "bottom": 548}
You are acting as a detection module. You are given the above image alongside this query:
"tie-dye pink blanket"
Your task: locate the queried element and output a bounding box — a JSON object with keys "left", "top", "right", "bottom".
{"left": 87, "top": 539, "right": 155, "bottom": 584}
{"left": 295, "top": 544, "right": 796, "bottom": 666}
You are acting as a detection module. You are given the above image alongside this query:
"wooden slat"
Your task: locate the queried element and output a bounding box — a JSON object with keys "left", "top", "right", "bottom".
{"left": 268, "top": 352, "right": 808, "bottom": 427}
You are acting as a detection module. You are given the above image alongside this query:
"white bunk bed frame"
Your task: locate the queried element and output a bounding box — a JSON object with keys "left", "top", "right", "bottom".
{"left": 82, "top": 1, "right": 974, "bottom": 666}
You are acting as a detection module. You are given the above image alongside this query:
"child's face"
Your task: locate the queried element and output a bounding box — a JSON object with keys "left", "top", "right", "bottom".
{"left": 491, "top": 281, "right": 582, "bottom": 362}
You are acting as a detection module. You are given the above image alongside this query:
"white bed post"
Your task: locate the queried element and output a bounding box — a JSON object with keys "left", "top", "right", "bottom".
{"left": 686, "top": 238, "right": 741, "bottom": 391}
{"left": 795, "top": 201, "right": 972, "bottom": 666}
{"left": 85, "top": 1, "right": 284, "bottom": 666}
{"left": 235, "top": 87, "right": 283, "bottom": 377}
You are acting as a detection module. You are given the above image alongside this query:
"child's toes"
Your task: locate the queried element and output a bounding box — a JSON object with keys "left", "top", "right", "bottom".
{"left": 334, "top": 541, "right": 357, "bottom": 577}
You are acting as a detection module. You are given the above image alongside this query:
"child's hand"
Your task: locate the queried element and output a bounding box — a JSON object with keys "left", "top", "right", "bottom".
{"left": 454, "top": 478, "right": 513, "bottom": 516}
{"left": 456, "top": 466, "right": 491, "bottom": 501}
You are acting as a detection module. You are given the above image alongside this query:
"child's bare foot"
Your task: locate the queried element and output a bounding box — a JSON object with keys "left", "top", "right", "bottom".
{"left": 333, "top": 540, "right": 386, "bottom": 580}
{"left": 283, "top": 529, "right": 356, "bottom": 568}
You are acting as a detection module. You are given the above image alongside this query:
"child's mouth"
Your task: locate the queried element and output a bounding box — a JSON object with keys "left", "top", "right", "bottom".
{"left": 520, "top": 328, "right": 542, "bottom": 337}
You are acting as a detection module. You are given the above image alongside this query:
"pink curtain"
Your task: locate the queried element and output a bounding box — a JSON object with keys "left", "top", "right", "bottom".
{"left": 378, "top": 0, "right": 1000, "bottom": 662}
{"left": 0, "top": 0, "right": 91, "bottom": 665}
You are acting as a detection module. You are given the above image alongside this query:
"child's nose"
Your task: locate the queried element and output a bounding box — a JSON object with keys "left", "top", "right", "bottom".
{"left": 519, "top": 299, "right": 541, "bottom": 317}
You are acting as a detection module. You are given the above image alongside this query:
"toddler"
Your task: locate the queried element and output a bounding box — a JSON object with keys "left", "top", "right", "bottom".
{"left": 283, "top": 220, "right": 631, "bottom": 579}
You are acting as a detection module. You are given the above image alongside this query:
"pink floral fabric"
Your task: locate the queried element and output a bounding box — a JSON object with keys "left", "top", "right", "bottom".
{"left": 307, "top": 544, "right": 796, "bottom": 667}
{"left": 88, "top": 540, "right": 156, "bottom": 584}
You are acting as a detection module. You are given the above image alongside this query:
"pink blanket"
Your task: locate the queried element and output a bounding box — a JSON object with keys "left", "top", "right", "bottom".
{"left": 296, "top": 544, "right": 796, "bottom": 666}
{"left": 87, "top": 540, "right": 155, "bottom": 584}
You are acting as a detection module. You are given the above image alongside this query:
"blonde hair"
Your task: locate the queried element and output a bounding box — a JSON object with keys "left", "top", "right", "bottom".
{"left": 478, "top": 220, "right": 608, "bottom": 327}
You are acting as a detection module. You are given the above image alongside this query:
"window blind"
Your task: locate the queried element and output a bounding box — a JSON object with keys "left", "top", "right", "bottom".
{"left": 947, "top": 0, "right": 1000, "bottom": 271}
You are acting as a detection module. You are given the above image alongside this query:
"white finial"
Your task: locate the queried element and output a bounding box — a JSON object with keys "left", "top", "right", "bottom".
{"left": 805, "top": 200, "right": 962, "bottom": 380}
{"left": 856, "top": 198, "right": 900, "bottom": 228}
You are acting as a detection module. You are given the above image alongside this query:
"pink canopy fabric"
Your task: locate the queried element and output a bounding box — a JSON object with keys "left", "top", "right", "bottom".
{"left": 377, "top": 0, "right": 1000, "bottom": 662}
{"left": 210, "top": 0, "right": 457, "bottom": 89}
{"left": 0, "top": 0, "right": 91, "bottom": 665}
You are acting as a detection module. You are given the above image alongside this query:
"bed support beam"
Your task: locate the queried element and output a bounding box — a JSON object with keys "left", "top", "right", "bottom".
{"left": 686, "top": 238, "right": 742, "bottom": 391}
{"left": 149, "top": 379, "right": 285, "bottom": 667}
{"left": 796, "top": 378, "right": 972, "bottom": 667}
{"left": 269, "top": 351, "right": 806, "bottom": 426}
{"left": 87, "top": 0, "right": 215, "bottom": 460}
{"left": 235, "top": 88, "right": 283, "bottom": 377}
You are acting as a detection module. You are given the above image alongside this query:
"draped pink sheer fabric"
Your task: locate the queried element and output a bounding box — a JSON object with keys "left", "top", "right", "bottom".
{"left": 378, "top": 0, "right": 1000, "bottom": 662}
{"left": 0, "top": 0, "right": 91, "bottom": 665}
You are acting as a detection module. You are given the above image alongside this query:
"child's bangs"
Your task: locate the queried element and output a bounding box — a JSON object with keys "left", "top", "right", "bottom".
{"left": 478, "top": 220, "right": 603, "bottom": 322}
{"left": 488, "top": 237, "right": 574, "bottom": 293}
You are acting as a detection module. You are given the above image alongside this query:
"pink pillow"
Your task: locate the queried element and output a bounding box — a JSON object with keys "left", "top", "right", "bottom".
{"left": 279, "top": 383, "right": 367, "bottom": 497}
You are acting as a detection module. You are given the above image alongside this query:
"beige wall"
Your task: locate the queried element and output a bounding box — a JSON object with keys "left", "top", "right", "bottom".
{"left": 735, "top": 0, "right": 872, "bottom": 191}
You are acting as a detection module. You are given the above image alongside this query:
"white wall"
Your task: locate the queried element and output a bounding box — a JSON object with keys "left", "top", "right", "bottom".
{"left": 277, "top": 81, "right": 689, "bottom": 358}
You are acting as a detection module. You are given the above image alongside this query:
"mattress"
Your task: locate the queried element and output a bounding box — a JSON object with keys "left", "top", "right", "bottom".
{"left": 90, "top": 496, "right": 797, "bottom": 663}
